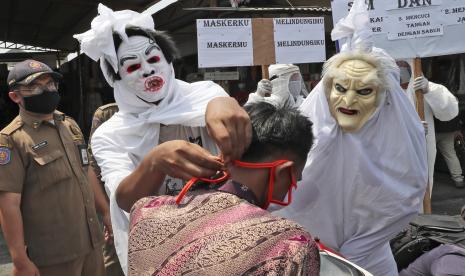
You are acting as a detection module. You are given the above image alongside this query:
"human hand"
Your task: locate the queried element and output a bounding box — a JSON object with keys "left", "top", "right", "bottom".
{"left": 150, "top": 140, "right": 224, "bottom": 180}
{"left": 413, "top": 76, "right": 429, "bottom": 94}
{"left": 206, "top": 97, "right": 252, "bottom": 164}
{"left": 13, "top": 257, "right": 40, "bottom": 276}
{"left": 102, "top": 212, "right": 113, "bottom": 245}
{"left": 256, "top": 79, "right": 273, "bottom": 97}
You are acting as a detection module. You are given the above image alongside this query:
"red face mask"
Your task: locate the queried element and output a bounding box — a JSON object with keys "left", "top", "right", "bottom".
{"left": 176, "top": 160, "right": 297, "bottom": 210}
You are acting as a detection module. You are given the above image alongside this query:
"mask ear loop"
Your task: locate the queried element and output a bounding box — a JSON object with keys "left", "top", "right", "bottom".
{"left": 269, "top": 166, "right": 296, "bottom": 207}
{"left": 175, "top": 171, "right": 230, "bottom": 205}
{"left": 235, "top": 160, "right": 290, "bottom": 209}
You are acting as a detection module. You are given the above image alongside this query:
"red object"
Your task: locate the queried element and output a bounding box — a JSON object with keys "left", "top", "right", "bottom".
{"left": 176, "top": 159, "right": 296, "bottom": 209}
{"left": 315, "top": 238, "right": 344, "bottom": 257}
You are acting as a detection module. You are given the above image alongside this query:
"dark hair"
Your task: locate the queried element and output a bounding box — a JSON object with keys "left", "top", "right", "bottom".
{"left": 105, "top": 27, "right": 179, "bottom": 82}
{"left": 242, "top": 102, "right": 313, "bottom": 163}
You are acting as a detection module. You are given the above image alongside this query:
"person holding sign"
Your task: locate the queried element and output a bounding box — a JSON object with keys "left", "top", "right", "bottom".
{"left": 74, "top": 4, "right": 252, "bottom": 274}
{"left": 397, "top": 60, "right": 460, "bottom": 190}
{"left": 276, "top": 1, "right": 428, "bottom": 275}
{"left": 247, "top": 64, "right": 308, "bottom": 107}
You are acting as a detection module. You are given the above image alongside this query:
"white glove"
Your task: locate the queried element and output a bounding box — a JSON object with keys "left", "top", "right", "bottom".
{"left": 256, "top": 79, "right": 273, "bottom": 97}
{"left": 413, "top": 76, "right": 429, "bottom": 94}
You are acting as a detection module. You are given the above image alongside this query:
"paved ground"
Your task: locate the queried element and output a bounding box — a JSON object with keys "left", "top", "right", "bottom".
{"left": 1, "top": 172, "right": 464, "bottom": 275}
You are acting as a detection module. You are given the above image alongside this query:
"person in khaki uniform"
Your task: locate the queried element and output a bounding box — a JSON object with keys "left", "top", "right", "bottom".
{"left": 88, "top": 102, "right": 124, "bottom": 276}
{"left": 0, "top": 59, "right": 105, "bottom": 276}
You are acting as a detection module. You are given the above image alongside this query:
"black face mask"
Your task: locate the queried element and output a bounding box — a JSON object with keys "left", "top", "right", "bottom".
{"left": 22, "top": 90, "right": 60, "bottom": 114}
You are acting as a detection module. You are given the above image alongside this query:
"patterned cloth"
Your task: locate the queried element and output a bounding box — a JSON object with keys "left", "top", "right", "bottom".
{"left": 128, "top": 181, "right": 320, "bottom": 276}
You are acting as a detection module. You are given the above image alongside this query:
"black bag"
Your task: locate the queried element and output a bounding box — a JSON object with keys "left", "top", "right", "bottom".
{"left": 390, "top": 214, "right": 465, "bottom": 271}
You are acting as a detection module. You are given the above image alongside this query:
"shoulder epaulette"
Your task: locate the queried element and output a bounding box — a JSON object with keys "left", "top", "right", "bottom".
{"left": 98, "top": 103, "right": 118, "bottom": 112}
{"left": 0, "top": 117, "right": 23, "bottom": 135}
{"left": 53, "top": 110, "right": 66, "bottom": 121}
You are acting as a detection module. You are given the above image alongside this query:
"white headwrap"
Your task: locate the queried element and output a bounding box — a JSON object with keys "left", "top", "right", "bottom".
{"left": 74, "top": 4, "right": 227, "bottom": 273}
{"left": 74, "top": 4, "right": 154, "bottom": 86}
{"left": 246, "top": 64, "right": 307, "bottom": 108}
{"left": 276, "top": 0, "right": 428, "bottom": 275}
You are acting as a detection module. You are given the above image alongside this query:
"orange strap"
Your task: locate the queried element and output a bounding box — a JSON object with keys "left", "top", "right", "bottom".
{"left": 175, "top": 172, "right": 230, "bottom": 204}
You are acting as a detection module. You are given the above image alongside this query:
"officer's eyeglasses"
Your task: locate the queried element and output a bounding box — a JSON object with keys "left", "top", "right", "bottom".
{"left": 16, "top": 81, "right": 59, "bottom": 96}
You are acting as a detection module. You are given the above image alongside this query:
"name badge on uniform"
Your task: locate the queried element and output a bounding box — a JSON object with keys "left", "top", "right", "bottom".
{"left": 32, "top": 141, "right": 48, "bottom": 151}
{"left": 78, "top": 144, "right": 89, "bottom": 166}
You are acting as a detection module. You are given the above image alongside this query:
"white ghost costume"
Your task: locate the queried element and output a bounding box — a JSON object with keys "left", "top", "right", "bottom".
{"left": 74, "top": 4, "right": 226, "bottom": 274}
{"left": 399, "top": 59, "right": 458, "bottom": 194}
{"left": 276, "top": 1, "right": 428, "bottom": 275}
{"left": 246, "top": 64, "right": 308, "bottom": 107}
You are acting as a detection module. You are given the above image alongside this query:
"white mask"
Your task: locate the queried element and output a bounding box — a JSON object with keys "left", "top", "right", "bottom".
{"left": 117, "top": 36, "right": 173, "bottom": 103}
{"left": 399, "top": 67, "right": 411, "bottom": 85}
{"left": 328, "top": 59, "right": 379, "bottom": 133}
{"left": 288, "top": 80, "right": 302, "bottom": 100}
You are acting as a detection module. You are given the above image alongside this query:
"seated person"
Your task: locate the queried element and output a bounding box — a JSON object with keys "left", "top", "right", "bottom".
{"left": 120, "top": 102, "right": 320, "bottom": 275}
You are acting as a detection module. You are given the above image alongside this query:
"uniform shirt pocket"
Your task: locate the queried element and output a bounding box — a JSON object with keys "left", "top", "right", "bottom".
{"left": 32, "top": 149, "right": 71, "bottom": 190}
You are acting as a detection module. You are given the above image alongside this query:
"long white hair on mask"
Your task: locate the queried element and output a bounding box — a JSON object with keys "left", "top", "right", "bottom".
{"left": 322, "top": 49, "right": 400, "bottom": 107}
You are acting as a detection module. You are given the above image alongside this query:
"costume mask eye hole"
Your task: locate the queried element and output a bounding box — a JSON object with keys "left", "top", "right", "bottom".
{"left": 147, "top": 56, "right": 160, "bottom": 64}
{"left": 357, "top": 88, "right": 373, "bottom": 96}
{"left": 127, "top": 64, "right": 141, "bottom": 73}
{"left": 335, "top": 83, "right": 347, "bottom": 93}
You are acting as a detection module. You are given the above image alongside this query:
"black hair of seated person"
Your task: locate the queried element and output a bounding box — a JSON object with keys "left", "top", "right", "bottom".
{"left": 104, "top": 27, "right": 179, "bottom": 82}
{"left": 242, "top": 102, "right": 313, "bottom": 164}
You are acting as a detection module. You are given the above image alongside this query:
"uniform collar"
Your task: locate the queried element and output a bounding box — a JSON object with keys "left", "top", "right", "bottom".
{"left": 19, "top": 110, "right": 65, "bottom": 129}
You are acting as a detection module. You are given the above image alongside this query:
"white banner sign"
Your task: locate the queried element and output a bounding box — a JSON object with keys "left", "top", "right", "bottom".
{"left": 273, "top": 17, "right": 326, "bottom": 64}
{"left": 197, "top": 17, "right": 326, "bottom": 68}
{"left": 441, "top": 3, "right": 465, "bottom": 25}
{"left": 197, "top": 19, "right": 253, "bottom": 68}
{"left": 331, "top": 0, "right": 465, "bottom": 58}
{"left": 385, "top": 9, "right": 443, "bottom": 40}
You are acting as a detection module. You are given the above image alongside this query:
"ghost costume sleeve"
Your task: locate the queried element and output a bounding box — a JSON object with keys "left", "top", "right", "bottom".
{"left": 274, "top": 1, "right": 428, "bottom": 275}
{"left": 423, "top": 82, "right": 458, "bottom": 121}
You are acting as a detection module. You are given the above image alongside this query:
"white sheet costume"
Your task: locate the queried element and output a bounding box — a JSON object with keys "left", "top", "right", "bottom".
{"left": 247, "top": 64, "right": 308, "bottom": 107}
{"left": 399, "top": 59, "right": 459, "bottom": 193}
{"left": 74, "top": 5, "right": 226, "bottom": 274}
{"left": 276, "top": 1, "right": 428, "bottom": 275}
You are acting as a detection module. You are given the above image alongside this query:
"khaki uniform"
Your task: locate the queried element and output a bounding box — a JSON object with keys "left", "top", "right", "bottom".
{"left": 89, "top": 103, "right": 119, "bottom": 181}
{"left": 89, "top": 103, "right": 124, "bottom": 276}
{"left": 0, "top": 111, "right": 104, "bottom": 275}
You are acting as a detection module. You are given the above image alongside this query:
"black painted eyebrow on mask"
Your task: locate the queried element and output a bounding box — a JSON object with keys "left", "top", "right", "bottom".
{"left": 145, "top": 44, "right": 161, "bottom": 55}
{"left": 120, "top": 55, "right": 137, "bottom": 66}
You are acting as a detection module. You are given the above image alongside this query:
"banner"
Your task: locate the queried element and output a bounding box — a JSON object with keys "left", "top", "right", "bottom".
{"left": 197, "top": 18, "right": 326, "bottom": 68}
{"left": 273, "top": 17, "right": 326, "bottom": 64}
{"left": 331, "top": 0, "right": 465, "bottom": 58}
{"left": 197, "top": 19, "right": 253, "bottom": 68}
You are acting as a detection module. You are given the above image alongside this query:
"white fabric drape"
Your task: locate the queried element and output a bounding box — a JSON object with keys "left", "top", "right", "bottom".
{"left": 74, "top": 4, "right": 228, "bottom": 273}
{"left": 276, "top": 52, "right": 428, "bottom": 275}
{"left": 92, "top": 80, "right": 226, "bottom": 274}
{"left": 401, "top": 60, "right": 459, "bottom": 193}
{"left": 276, "top": 0, "right": 428, "bottom": 275}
